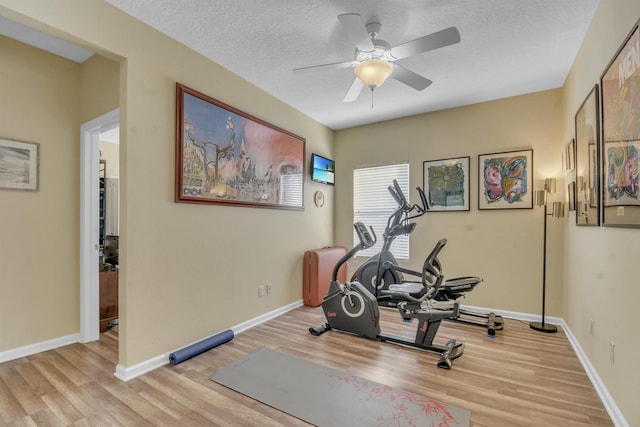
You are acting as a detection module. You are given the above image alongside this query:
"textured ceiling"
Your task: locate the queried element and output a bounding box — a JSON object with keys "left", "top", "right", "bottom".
{"left": 110, "top": 1, "right": 595, "bottom": 130}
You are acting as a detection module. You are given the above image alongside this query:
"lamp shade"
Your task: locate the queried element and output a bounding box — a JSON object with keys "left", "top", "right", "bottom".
{"left": 534, "top": 189, "right": 547, "bottom": 207}
{"left": 544, "top": 178, "right": 557, "bottom": 194}
{"left": 552, "top": 201, "right": 566, "bottom": 218}
{"left": 355, "top": 59, "right": 393, "bottom": 89}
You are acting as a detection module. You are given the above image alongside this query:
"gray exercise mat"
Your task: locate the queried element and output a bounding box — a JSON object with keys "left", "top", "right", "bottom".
{"left": 210, "top": 347, "right": 470, "bottom": 426}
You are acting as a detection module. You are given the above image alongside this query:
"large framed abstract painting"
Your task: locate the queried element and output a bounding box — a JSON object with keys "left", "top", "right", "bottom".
{"left": 478, "top": 149, "right": 533, "bottom": 210}
{"left": 574, "top": 85, "right": 600, "bottom": 226}
{"left": 600, "top": 19, "right": 640, "bottom": 227}
{"left": 0, "top": 137, "right": 39, "bottom": 191}
{"left": 175, "top": 83, "right": 305, "bottom": 210}
{"left": 423, "top": 156, "right": 469, "bottom": 211}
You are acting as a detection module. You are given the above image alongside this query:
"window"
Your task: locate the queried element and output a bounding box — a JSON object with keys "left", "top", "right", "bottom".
{"left": 279, "top": 172, "right": 303, "bottom": 206}
{"left": 353, "top": 162, "right": 410, "bottom": 259}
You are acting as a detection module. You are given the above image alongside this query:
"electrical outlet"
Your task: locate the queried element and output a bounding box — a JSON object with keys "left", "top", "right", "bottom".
{"left": 266, "top": 283, "right": 272, "bottom": 295}
{"left": 609, "top": 341, "right": 615, "bottom": 363}
{"left": 258, "top": 285, "right": 265, "bottom": 297}
{"left": 590, "top": 319, "right": 595, "bottom": 336}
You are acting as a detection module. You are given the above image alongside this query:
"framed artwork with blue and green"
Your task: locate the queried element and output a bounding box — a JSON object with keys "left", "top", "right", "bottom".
{"left": 423, "top": 156, "right": 470, "bottom": 211}
{"left": 478, "top": 149, "right": 533, "bottom": 210}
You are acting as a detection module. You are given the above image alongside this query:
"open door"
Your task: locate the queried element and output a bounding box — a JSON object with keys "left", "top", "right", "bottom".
{"left": 79, "top": 109, "right": 119, "bottom": 343}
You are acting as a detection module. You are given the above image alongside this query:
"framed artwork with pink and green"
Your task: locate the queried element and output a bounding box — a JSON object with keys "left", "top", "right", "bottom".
{"left": 478, "top": 149, "right": 533, "bottom": 210}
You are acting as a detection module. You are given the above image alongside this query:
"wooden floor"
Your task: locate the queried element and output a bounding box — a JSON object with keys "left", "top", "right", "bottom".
{"left": 0, "top": 305, "right": 613, "bottom": 426}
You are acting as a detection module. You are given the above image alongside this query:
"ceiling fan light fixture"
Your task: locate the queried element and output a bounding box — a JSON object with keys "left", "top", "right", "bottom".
{"left": 354, "top": 59, "right": 393, "bottom": 89}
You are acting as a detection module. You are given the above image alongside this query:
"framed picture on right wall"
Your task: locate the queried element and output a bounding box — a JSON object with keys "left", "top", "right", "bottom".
{"left": 574, "top": 85, "right": 600, "bottom": 226}
{"left": 600, "top": 18, "right": 640, "bottom": 228}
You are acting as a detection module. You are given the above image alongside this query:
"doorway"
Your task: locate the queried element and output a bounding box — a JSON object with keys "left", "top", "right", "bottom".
{"left": 79, "top": 109, "right": 119, "bottom": 343}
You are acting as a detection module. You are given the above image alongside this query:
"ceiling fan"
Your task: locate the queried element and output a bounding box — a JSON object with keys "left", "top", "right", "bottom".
{"left": 293, "top": 13, "right": 461, "bottom": 103}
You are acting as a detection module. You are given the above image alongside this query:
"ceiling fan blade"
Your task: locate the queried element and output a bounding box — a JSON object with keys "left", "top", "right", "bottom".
{"left": 392, "top": 64, "right": 432, "bottom": 91}
{"left": 293, "top": 60, "right": 355, "bottom": 74}
{"left": 390, "top": 27, "right": 461, "bottom": 60}
{"left": 338, "top": 13, "right": 374, "bottom": 52}
{"left": 342, "top": 78, "right": 364, "bottom": 103}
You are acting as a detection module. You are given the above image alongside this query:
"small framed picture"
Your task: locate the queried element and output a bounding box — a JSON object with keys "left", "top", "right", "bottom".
{"left": 478, "top": 149, "right": 533, "bottom": 210}
{"left": 423, "top": 156, "right": 470, "bottom": 211}
{"left": 0, "top": 138, "right": 40, "bottom": 191}
{"left": 568, "top": 181, "right": 576, "bottom": 211}
{"left": 563, "top": 139, "right": 576, "bottom": 173}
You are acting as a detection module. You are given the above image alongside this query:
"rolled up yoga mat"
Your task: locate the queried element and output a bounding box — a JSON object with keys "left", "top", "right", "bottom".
{"left": 169, "top": 329, "right": 234, "bottom": 365}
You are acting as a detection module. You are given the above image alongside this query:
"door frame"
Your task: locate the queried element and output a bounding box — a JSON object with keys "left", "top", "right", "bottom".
{"left": 79, "top": 109, "right": 119, "bottom": 343}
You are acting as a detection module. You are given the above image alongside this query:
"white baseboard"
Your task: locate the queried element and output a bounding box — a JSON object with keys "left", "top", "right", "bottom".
{"left": 114, "top": 352, "right": 170, "bottom": 382}
{"left": 0, "top": 300, "right": 627, "bottom": 425}
{"left": 459, "top": 304, "right": 627, "bottom": 426}
{"left": 231, "top": 299, "right": 303, "bottom": 334}
{"left": 0, "top": 333, "right": 80, "bottom": 363}
{"left": 113, "top": 299, "right": 304, "bottom": 382}
{"left": 459, "top": 303, "right": 564, "bottom": 325}
{"left": 560, "top": 320, "right": 628, "bottom": 427}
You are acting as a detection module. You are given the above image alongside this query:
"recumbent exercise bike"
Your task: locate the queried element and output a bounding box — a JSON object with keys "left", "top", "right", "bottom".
{"left": 351, "top": 180, "right": 504, "bottom": 336}
{"left": 309, "top": 222, "right": 464, "bottom": 369}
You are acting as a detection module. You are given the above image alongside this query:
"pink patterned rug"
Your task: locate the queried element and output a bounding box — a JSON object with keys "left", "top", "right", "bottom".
{"left": 211, "top": 347, "right": 470, "bottom": 426}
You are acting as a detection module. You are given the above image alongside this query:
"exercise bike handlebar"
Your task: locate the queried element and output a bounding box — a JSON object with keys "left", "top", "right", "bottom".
{"left": 331, "top": 222, "right": 377, "bottom": 281}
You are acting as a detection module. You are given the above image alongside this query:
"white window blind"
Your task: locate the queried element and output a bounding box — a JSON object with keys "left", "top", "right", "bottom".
{"left": 279, "top": 173, "right": 303, "bottom": 207}
{"left": 353, "top": 162, "right": 410, "bottom": 259}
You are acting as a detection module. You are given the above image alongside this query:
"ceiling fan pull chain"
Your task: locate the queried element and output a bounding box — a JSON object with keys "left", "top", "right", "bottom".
{"left": 371, "top": 88, "right": 374, "bottom": 108}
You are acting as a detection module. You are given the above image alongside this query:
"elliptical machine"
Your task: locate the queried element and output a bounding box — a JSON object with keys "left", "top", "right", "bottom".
{"left": 310, "top": 222, "right": 465, "bottom": 369}
{"left": 351, "top": 180, "right": 504, "bottom": 336}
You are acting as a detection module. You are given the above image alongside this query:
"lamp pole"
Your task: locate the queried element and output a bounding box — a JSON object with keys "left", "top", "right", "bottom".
{"left": 530, "top": 194, "right": 558, "bottom": 333}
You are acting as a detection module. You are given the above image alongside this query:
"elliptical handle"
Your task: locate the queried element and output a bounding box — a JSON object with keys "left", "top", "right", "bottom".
{"left": 388, "top": 184, "right": 403, "bottom": 206}
{"left": 392, "top": 179, "right": 410, "bottom": 211}
{"left": 417, "top": 186, "right": 430, "bottom": 211}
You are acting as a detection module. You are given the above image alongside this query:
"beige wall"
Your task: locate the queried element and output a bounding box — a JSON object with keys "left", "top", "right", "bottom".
{"left": 1, "top": 0, "right": 638, "bottom": 423}
{"left": 562, "top": 0, "right": 640, "bottom": 423}
{"left": 80, "top": 53, "right": 120, "bottom": 124}
{"left": 334, "top": 3, "right": 640, "bottom": 421}
{"left": 0, "top": 36, "right": 81, "bottom": 350}
{"left": 100, "top": 141, "right": 119, "bottom": 178}
{"left": 335, "top": 89, "right": 565, "bottom": 316}
{"left": 0, "top": 0, "right": 335, "bottom": 367}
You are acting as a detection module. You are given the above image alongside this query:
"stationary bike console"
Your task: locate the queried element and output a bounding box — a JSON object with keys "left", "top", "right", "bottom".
{"left": 354, "top": 222, "right": 376, "bottom": 248}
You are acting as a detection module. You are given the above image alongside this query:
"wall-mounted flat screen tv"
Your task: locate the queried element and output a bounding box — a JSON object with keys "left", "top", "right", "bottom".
{"left": 311, "top": 153, "right": 335, "bottom": 186}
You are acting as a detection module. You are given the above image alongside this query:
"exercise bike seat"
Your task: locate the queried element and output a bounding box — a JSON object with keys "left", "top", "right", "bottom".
{"left": 435, "top": 276, "right": 483, "bottom": 301}
{"left": 386, "top": 280, "right": 423, "bottom": 295}
{"left": 443, "top": 276, "right": 482, "bottom": 291}
{"left": 383, "top": 238, "right": 448, "bottom": 299}
{"left": 387, "top": 276, "right": 482, "bottom": 297}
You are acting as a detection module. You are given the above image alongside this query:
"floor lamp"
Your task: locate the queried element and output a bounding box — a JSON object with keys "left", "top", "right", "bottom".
{"left": 530, "top": 178, "right": 565, "bottom": 334}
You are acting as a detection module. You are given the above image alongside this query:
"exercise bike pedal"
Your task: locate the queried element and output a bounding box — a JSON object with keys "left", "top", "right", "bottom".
{"left": 450, "top": 343, "right": 465, "bottom": 361}
{"left": 309, "top": 323, "right": 331, "bottom": 336}
{"left": 437, "top": 357, "right": 452, "bottom": 370}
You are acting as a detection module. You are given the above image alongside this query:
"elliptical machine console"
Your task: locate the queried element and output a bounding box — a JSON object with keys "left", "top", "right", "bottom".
{"left": 310, "top": 222, "right": 465, "bottom": 369}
